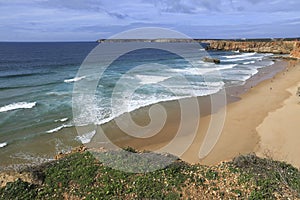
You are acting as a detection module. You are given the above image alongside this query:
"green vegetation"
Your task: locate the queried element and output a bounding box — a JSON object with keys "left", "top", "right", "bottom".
{"left": 233, "top": 154, "right": 300, "bottom": 199}
{"left": 0, "top": 150, "right": 300, "bottom": 199}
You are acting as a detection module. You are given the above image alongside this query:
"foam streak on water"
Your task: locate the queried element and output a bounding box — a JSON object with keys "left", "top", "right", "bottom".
{"left": 223, "top": 52, "right": 257, "bottom": 59}
{"left": 136, "top": 75, "right": 171, "bottom": 84}
{"left": 64, "top": 76, "right": 86, "bottom": 83}
{"left": 46, "top": 124, "right": 72, "bottom": 133}
{"left": 0, "top": 142, "right": 7, "bottom": 148}
{"left": 0, "top": 102, "right": 36, "bottom": 113}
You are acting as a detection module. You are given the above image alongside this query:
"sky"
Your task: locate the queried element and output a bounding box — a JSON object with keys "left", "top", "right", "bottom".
{"left": 0, "top": 0, "right": 299, "bottom": 41}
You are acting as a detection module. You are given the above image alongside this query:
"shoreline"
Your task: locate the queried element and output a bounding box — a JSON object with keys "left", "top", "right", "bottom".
{"left": 186, "top": 59, "right": 300, "bottom": 166}
{"left": 118, "top": 59, "right": 300, "bottom": 168}
{"left": 0, "top": 59, "right": 298, "bottom": 171}
{"left": 97, "top": 59, "right": 298, "bottom": 166}
{"left": 1, "top": 60, "right": 300, "bottom": 198}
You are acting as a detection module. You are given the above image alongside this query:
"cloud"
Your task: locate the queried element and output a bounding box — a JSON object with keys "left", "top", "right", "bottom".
{"left": 106, "top": 11, "right": 129, "bottom": 19}
{"left": 0, "top": 0, "right": 299, "bottom": 41}
{"left": 37, "top": 0, "right": 104, "bottom": 12}
{"left": 246, "top": 0, "right": 261, "bottom": 4}
{"left": 143, "top": 0, "right": 230, "bottom": 13}
{"left": 233, "top": 0, "right": 300, "bottom": 12}
{"left": 143, "top": 0, "right": 197, "bottom": 14}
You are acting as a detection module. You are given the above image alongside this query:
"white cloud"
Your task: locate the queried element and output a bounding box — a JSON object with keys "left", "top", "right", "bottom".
{"left": 0, "top": 0, "right": 299, "bottom": 41}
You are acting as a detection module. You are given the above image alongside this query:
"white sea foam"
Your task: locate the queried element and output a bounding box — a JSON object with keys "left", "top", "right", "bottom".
{"left": 136, "top": 75, "right": 171, "bottom": 84}
{"left": 0, "top": 102, "right": 36, "bottom": 113}
{"left": 243, "top": 61, "right": 256, "bottom": 65}
{"left": 170, "top": 64, "right": 237, "bottom": 75}
{"left": 244, "top": 68, "right": 259, "bottom": 75}
{"left": 92, "top": 81, "right": 224, "bottom": 126}
{"left": 64, "top": 76, "right": 86, "bottom": 83}
{"left": 74, "top": 93, "right": 181, "bottom": 127}
{"left": 223, "top": 58, "right": 254, "bottom": 62}
{"left": 76, "top": 130, "right": 96, "bottom": 144}
{"left": 222, "top": 67, "right": 258, "bottom": 82}
{"left": 0, "top": 142, "right": 7, "bottom": 148}
{"left": 60, "top": 118, "right": 68, "bottom": 122}
{"left": 200, "top": 81, "right": 225, "bottom": 87}
{"left": 223, "top": 53, "right": 265, "bottom": 63}
{"left": 223, "top": 52, "right": 256, "bottom": 59}
{"left": 46, "top": 124, "right": 72, "bottom": 133}
{"left": 54, "top": 118, "right": 68, "bottom": 122}
{"left": 216, "top": 64, "right": 238, "bottom": 71}
{"left": 46, "top": 91, "right": 70, "bottom": 96}
{"left": 75, "top": 82, "right": 225, "bottom": 127}
{"left": 46, "top": 125, "right": 64, "bottom": 133}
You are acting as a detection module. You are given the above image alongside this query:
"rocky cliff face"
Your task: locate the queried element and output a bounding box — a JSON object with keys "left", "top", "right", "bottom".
{"left": 207, "top": 40, "right": 300, "bottom": 59}
{"left": 291, "top": 42, "right": 300, "bottom": 59}
{"left": 206, "top": 40, "right": 296, "bottom": 55}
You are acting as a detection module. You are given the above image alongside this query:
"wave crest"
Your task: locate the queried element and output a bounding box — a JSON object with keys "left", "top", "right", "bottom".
{"left": 0, "top": 102, "right": 36, "bottom": 113}
{"left": 64, "top": 76, "right": 86, "bottom": 83}
{"left": 0, "top": 142, "right": 7, "bottom": 148}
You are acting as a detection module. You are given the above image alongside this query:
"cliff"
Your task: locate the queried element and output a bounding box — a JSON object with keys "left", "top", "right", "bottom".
{"left": 206, "top": 40, "right": 300, "bottom": 59}
{"left": 291, "top": 42, "right": 300, "bottom": 58}
{"left": 206, "top": 40, "right": 296, "bottom": 54}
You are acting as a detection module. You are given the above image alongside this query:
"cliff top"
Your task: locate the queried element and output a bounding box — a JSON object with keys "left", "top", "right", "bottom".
{"left": 1, "top": 147, "right": 300, "bottom": 199}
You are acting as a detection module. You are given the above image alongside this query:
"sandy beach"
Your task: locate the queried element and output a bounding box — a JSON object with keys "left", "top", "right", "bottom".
{"left": 188, "top": 60, "right": 300, "bottom": 167}
{"left": 112, "top": 60, "right": 300, "bottom": 168}
{"left": 256, "top": 65, "right": 300, "bottom": 168}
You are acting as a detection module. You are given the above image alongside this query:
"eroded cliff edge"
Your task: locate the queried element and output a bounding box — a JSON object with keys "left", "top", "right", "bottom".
{"left": 206, "top": 40, "right": 300, "bottom": 59}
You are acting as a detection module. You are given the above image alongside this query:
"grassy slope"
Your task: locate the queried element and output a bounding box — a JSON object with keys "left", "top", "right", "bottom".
{"left": 1, "top": 149, "right": 300, "bottom": 199}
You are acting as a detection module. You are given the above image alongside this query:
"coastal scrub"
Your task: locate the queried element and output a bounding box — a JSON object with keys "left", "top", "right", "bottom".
{"left": 0, "top": 149, "right": 300, "bottom": 199}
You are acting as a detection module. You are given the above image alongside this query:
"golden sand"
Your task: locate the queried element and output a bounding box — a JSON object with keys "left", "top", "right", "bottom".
{"left": 110, "top": 60, "right": 300, "bottom": 168}
{"left": 194, "top": 60, "right": 300, "bottom": 167}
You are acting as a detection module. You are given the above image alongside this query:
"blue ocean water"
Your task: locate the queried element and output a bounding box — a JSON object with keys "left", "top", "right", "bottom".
{"left": 0, "top": 42, "right": 274, "bottom": 167}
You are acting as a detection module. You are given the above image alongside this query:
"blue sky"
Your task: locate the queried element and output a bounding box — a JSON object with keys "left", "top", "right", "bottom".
{"left": 0, "top": 0, "right": 299, "bottom": 41}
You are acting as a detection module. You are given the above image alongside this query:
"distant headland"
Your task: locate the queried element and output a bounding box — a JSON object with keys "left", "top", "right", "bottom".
{"left": 97, "top": 38, "right": 300, "bottom": 59}
{"left": 97, "top": 37, "right": 300, "bottom": 43}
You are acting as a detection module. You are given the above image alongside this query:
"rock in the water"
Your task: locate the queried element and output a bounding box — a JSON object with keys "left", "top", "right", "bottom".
{"left": 203, "top": 57, "right": 221, "bottom": 64}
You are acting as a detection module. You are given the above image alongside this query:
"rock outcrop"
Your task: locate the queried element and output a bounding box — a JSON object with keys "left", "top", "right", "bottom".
{"left": 54, "top": 145, "right": 87, "bottom": 160}
{"left": 291, "top": 42, "right": 300, "bottom": 59}
{"left": 203, "top": 57, "right": 221, "bottom": 64}
{"left": 206, "top": 40, "right": 296, "bottom": 55}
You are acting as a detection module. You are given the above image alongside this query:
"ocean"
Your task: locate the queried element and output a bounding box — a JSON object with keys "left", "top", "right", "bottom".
{"left": 0, "top": 42, "right": 274, "bottom": 169}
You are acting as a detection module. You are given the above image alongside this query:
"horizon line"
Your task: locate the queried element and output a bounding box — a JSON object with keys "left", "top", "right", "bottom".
{"left": 1, "top": 37, "right": 299, "bottom": 43}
